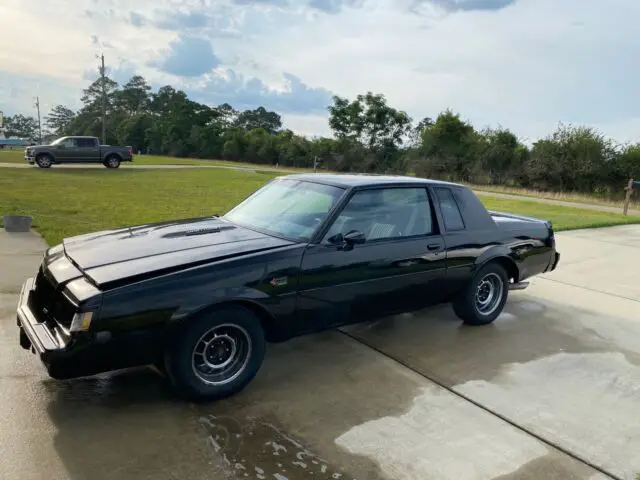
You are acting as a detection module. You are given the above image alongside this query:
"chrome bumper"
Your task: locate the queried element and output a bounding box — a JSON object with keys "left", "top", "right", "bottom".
{"left": 16, "top": 277, "right": 68, "bottom": 355}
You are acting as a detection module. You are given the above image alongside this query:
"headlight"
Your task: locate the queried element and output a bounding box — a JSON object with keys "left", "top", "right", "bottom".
{"left": 70, "top": 311, "right": 94, "bottom": 332}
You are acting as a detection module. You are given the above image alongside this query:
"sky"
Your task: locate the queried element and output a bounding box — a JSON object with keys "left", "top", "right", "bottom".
{"left": 1, "top": 0, "right": 639, "bottom": 144}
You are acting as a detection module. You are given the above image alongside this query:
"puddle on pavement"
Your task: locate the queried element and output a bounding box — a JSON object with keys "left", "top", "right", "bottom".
{"left": 196, "top": 413, "right": 357, "bottom": 479}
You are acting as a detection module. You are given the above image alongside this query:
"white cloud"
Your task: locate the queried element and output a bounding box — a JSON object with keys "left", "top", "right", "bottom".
{"left": 1, "top": 0, "right": 639, "bottom": 144}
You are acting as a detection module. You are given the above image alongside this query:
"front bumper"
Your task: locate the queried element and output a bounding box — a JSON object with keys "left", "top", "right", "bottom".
{"left": 17, "top": 277, "right": 161, "bottom": 379}
{"left": 24, "top": 154, "right": 34, "bottom": 164}
{"left": 17, "top": 277, "right": 69, "bottom": 356}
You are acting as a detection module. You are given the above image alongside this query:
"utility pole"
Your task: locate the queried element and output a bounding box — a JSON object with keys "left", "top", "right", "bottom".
{"left": 34, "top": 96, "right": 42, "bottom": 144}
{"left": 98, "top": 53, "right": 106, "bottom": 144}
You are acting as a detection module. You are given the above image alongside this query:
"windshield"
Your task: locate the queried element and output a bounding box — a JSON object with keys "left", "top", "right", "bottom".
{"left": 49, "top": 137, "right": 67, "bottom": 146}
{"left": 224, "top": 178, "right": 345, "bottom": 240}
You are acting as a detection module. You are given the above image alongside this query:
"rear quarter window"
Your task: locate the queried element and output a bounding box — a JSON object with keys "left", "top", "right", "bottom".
{"left": 434, "top": 187, "right": 465, "bottom": 231}
{"left": 451, "top": 186, "right": 497, "bottom": 230}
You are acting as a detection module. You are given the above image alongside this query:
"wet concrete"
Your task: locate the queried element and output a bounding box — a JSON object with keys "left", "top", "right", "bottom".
{"left": 344, "top": 225, "right": 640, "bottom": 479}
{"left": 1, "top": 227, "right": 638, "bottom": 479}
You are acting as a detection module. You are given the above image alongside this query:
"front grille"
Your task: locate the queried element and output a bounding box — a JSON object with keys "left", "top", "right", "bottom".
{"left": 33, "top": 267, "right": 76, "bottom": 329}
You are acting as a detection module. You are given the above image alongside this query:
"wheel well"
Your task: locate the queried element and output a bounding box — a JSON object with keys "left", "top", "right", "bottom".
{"left": 487, "top": 256, "right": 519, "bottom": 282}
{"left": 105, "top": 153, "right": 122, "bottom": 160}
{"left": 225, "top": 300, "right": 280, "bottom": 342}
{"left": 173, "top": 300, "right": 280, "bottom": 343}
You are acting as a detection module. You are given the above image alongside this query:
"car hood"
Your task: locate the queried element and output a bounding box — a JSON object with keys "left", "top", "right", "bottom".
{"left": 63, "top": 216, "right": 295, "bottom": 287}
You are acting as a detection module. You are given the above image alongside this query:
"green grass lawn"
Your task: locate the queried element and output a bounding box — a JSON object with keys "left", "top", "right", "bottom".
{"left": 1, "top": 168, "right": 639, "bottom": 246}
{"left": 4, "top": 147, "right": 637, "bottom": 209}
{"left": 0, "top": 150, "right": 24, "bottom": 163}
{"left": 480, "top": 196, "right": 640, "bottom": 231}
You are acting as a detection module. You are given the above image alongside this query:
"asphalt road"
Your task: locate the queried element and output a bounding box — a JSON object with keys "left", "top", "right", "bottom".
{"left": 1, "top": 226, "right": 639, "bottom": 480}
{"left": 1, "top": 160, "right": 638, "bottom": 216}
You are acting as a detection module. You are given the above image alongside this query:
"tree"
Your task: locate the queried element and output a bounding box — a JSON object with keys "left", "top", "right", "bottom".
{"left": 328, "top": 92, "right": 412, "bottom": 172}
{"left": 328, "top": 92, "right": 412, "bottom": 150}
{"left": 409, "top": 116, "right": 434, "bottom": 146}
{"left": 116, "top": 113, "right": 154, "bottom": 152}
{"left": 149, "top": 85, "right": 188, "bottom": 116}
{"left": 8, "top": 71, "right": 637, "bottom": 202}
{"left": 45, "top": 105, "right": 76, "bottom": 135}
{"left": 477, "top": 127, "right": 521, "bottom": 184}
{"left": 114, "top": 75, "right": 151, "bottom": 115}
{"left": 3, "top": 114, "right": 39, "bottom": 141}
{"left": 81, "top": 76, "right": 119, "bottom": 113}
{"left": 234, "top": 107, "right": 282, "bottom": 134}
{"left": 417, "top": 110, "right": 481, "bottom": 181}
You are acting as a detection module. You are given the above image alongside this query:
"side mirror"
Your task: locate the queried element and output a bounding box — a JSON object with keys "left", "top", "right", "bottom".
{"left": 343, "top": 230, "right": 366, "bottom": 245}
{"left": 327, "top": 230, "right": 366, "bottom": 250}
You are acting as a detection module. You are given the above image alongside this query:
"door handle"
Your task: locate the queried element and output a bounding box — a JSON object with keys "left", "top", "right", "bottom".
{"left": 427, "top": 243, "right": 442, "bottom": 251}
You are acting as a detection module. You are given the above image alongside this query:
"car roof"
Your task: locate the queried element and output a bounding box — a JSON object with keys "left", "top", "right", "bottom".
{"left": 280, "top": 173, "right": 464, "bottom": 189}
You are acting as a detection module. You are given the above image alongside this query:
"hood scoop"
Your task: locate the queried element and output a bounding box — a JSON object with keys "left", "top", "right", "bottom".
{"left": 162, "top": 225, "right": 237, "bottom": 239}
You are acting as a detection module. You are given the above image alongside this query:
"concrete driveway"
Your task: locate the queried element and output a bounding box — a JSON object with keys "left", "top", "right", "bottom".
{"left": 0, "top": 226, "right": 639, "bottom": 480}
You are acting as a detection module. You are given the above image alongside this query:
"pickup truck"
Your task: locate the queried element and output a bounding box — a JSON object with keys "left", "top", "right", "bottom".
{"left": 16, "top": 174, "right": 560, "bottom": 401}
{"left": 24, "top": 136, "right": 133, "bottom": 168}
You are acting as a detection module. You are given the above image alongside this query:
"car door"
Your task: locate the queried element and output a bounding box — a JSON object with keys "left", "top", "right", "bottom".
{"left": 55, "top": 137, "right": 77, "bottom": 161}
{"left": 75, "top": 137, "right": 100, "bottom": 162}
{"left": 295, "top": 185, "right": 447, "bottom": 334}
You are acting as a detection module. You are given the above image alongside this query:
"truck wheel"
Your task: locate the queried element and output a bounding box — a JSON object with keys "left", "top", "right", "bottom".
{"left": 452, "top": 262, "right": 509, "bottom": 326}
{"left": 164, "top": 305, "right": 266, "bottom": 401}
{"left": 35, "top": 154, "right": 53, "bottom": 168}
{"left": 104, "top": 156, "right": 121, "bottom": 168}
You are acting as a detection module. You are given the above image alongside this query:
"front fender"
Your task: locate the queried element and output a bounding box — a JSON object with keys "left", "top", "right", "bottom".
{"left": 168, "top": 286, "right": 274, "bottom": 323}
{"left": 34, "top": 148, "right": 56, "bottom": 160}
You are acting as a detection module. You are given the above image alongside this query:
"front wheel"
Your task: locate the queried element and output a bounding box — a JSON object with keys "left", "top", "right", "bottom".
{"left": 35, "top": 154, "right": 53, "bottom": 168}
{"left": 452, "top": 262, "right": 509, "bottom": 326}
{"left": 164, "top": 305, "right": 266, "bottom": 401}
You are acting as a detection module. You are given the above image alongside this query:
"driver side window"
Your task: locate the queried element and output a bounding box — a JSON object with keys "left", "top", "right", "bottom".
{"left": 324, "top": 187, "right": 434, "bottom": 243}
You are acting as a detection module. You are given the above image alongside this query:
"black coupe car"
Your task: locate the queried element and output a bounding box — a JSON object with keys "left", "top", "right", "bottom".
{"left": 16, "top": 174, "right": 560, "bottom": 400}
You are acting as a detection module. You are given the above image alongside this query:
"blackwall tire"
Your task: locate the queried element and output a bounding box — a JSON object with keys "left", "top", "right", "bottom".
{"left": 165, "top": 305, "right": 266, "bottom": 402}
{"left": 104, "top": 156, "right": 121, "bottom": 168}
{"left": 35, "top": 154, "right": 53, "bottom": 168}
{"left": 452, "top": 262, "right": 509, "bottom": 326}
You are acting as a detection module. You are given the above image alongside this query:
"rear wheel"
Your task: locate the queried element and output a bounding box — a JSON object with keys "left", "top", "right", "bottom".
{"left": 452, "top": 262, "right": 509, "bottom": 326}
{"left": 104, "top": 155, "right": 121, "bottom": 168}
{"left": 35, "top": 154, "right": 53, "bottom": 168}
{"left": 164, "top": 305, "right": 266, "bottom": 401}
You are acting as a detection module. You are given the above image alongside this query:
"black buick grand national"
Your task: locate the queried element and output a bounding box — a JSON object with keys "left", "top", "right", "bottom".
{"left": 16, "top": 174, "right": 560, "bottom": 400}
